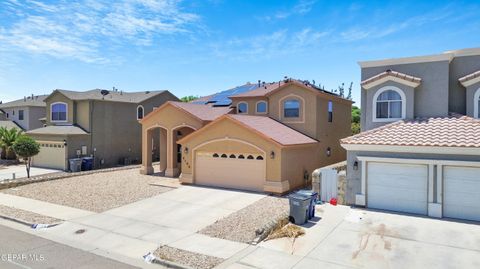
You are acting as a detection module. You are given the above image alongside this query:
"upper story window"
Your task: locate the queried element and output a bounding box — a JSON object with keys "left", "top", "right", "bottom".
{"left": 256, "top": 101, "right": 267, "bottom": 114}
{"left": 328, "top": 101, "right": 333, "bottom": 122}
{"left": 51, "top": 102, "right": 67, "bottom": 122}
{"left": 237, "top": 102, "right": 248, "bottom": 114}
{"left": 284, "top": 99, "right": 300, "bottom": 118}
{"left": 373, "top": 86, "right": 406, "bottom": 122}
{"left": 137, "top": 105, "right": 144, "bottom": 120}
{"left": 474, "top": 88, "right": 480, "bottom": 119}
{"left": 18, "top": 110, "right": 24, "bottom": 121}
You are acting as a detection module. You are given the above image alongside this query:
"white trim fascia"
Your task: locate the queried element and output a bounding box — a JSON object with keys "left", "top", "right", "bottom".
{"left": 445, "top": 47, "right": 480, "bottom": 57}
{"left": 372, "top": 86, "right": 406, "bottom": 122}
{"left": 362, "top": 75, "right": 421, "bottom": 89}
{"left": 341, "top": 143, "right": 480, "bottom": 156}
{"left": 356, "top": 156, "right": 480, "bottom": 167}
{"left": 475, "top": 88, "right": 480, "bottom": 119}
{"left": 50, "top": 102, "right": 68, "bottom": 123}
{"left": 460, "top": 76, "right": 480, "bottom": 88}
{"left": 358, "top": 53, "right": 453, "bottom": 68}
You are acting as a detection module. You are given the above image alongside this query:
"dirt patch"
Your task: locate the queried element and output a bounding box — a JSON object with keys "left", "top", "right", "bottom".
{"left": 2, "top": 169, "right": 173, "bottom": 212}
{"left": 199, "top": 196, "right": 289, "bottom": 243}
{"left": 0, "top": 205, "right": 62, "bottom": 225}
{"left": 154, "top": 246, "right": 224, "bottom": 269}
{"left": 352, "top": 223, "right": 394, "bottom": 260}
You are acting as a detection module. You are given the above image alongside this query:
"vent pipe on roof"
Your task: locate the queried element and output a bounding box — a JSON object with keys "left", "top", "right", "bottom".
{"left": 146, "top": 91, "right": 150, "bottom": 94}
{"left": 258, "top": 80, "right": 261, "bottom": 87}
{"left": 31, "top": 94, "right": 34, "bottom": 99}
{"left": 24, "top": 96, "right": 26, "bottom": 102}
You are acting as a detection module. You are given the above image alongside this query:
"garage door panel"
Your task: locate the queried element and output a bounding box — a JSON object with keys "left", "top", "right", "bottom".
{"left": 444, "top": 166, "right": 480, "bottom": 222}
{"left": 32, "top": 143, "right": 66, "bottom": 170}
{"left": 367, "top": 162, "right": 428, "bottom": 215}
{"left": 195, "top": 153, "right": 265, "bottom": 192}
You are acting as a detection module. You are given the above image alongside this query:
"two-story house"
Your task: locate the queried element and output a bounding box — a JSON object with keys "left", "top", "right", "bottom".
{"left": 27, "top": 89, "right": 178, "bottom": 170}
{"left": 341, "top": 48, "right": 480, "bottom": 222}
{"left": 140, "top": 78, "right": 353, "bottom": 194}
{"left": 0, "top": 95, "right": 48, "bottom": 131}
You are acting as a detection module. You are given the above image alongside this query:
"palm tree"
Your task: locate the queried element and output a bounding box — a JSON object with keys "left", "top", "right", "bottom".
{"left": 0, "top": 127, "right": 5, "bottom": 159}
{"left": 0, "top": 127, "right": 23, "bottom": 160}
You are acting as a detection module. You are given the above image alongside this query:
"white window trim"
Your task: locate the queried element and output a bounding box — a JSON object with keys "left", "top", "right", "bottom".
{"left": 137, "top": 105, "right": 145, "bottom": 120}
{"left": 279, "top": 94, "right": 305, "bottom": 123}
{"left": 255, "top": 101, "right": 268, "bottom": 114}
{"left": 50, "top": 102, "right": 68, "bottom": 123}
{"left": 372, "top": 86, "right": 406, "bottom": 123}
{"left": 474, "top": 87, "right": 480, "bottom": 119}
{"left": 237, "top": 102, "right": 248, "bottom": 114}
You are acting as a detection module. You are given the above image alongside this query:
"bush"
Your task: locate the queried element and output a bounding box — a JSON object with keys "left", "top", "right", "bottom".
{"left": 12, "top": 135, "right": 40, "bottom": 178}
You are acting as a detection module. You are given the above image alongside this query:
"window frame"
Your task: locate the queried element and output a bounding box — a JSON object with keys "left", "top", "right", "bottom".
{"left": 50, "top": 102, "right": 68, "bottom": 123}
{"left": 283, "top": 99, "right": 301, "bottom": 118}
{"left": 474, "top": 88, "right": 480, "bottom": 119}
{"left": 372, "top": 86, "right": 406, "bottom": 123}
{"left": 328, "top": 101, "right": 333, "bottom": 123}
{"left": 18, "top": 110, "right": 24, "bottom": 121}
{"left": 237, "top": 102, "right": 248, "bottom": 114}
{"left": 137, "top": 105, "right": 145, "bottom": 120}
{"left": 255, "top": 101, "right": 268, "bottom": 114}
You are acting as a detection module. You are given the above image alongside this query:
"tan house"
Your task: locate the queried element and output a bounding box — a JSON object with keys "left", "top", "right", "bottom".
{"left": 140, "top": 79, "right": 353, "bottom": 194}
{"left": 27, "top": 89, "right": 178, "bottom": 170}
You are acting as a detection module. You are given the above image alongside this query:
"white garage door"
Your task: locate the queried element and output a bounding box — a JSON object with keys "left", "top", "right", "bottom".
{"left": 367, "top": 162, "right": 428, "bottom": 215}
{"left": 195, "top": 152, "right": 265, "bottom": 192}
{"left": 32, "top": 142, "right": 66, "bottom": 170}
{"left": 444, "top": 166, "right": 480, "bottom": 222}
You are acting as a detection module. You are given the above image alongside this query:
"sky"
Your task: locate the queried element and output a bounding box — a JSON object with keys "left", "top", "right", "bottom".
{"left": 0, "top": 0, "right": 479, "bottom": 106}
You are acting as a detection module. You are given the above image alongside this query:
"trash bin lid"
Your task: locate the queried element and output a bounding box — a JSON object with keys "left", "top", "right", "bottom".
{"left": 288, "top": 194, "right": 310, "bottom": 201}
{"left": 296, "top": 190, "right": 318, "bottom": 196}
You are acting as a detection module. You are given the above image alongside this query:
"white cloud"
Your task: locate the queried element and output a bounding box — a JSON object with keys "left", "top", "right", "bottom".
{"left": 262, "top": 0, "right": 317, "bottom": 21}
{"left": 0, "top": 0, "right": 200, "bottom": 63}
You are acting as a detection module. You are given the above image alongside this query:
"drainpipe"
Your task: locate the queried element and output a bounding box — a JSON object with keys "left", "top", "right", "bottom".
{"left": 89, "top": 100, "right": 95, "bottom": 169}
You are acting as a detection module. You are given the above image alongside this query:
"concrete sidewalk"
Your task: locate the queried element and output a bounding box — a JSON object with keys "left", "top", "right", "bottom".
{"left": 0, "top": 165, "right": 60, "bottom": 181}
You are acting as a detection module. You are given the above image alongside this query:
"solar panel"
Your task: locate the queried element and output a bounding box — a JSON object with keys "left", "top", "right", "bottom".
{"left": 190, "top": 100, "right": 208, "bottom": 105}
{"left": 207, "top": 84, "right": 258, "bottom": 106}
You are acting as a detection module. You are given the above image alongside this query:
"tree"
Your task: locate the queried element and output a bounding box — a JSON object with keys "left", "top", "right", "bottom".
{"left": 351, "top": 106, "right": 361, "bottom": 135}
{"left": 180, "top": 95, "right": 199, "bottom": 102}
{"left": 0, "top": 127, "right": 23, "bottom": 160}
{"left": 12, "top": 135, "right": 40, "bottom": 178}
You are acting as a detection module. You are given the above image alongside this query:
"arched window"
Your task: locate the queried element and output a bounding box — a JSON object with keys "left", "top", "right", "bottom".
{"left": 373, "top": 87, "right": 406, "bottom": 121}
{"left": 229, "top": 154, "right": 236, "bottom": 158}
{"left": 213, "top": 153, "right": 219, "bottom": 158}
{"left": 283, "top": 99, "right": 300, "bottom": 118}
{"left": 238, "top": 155, "right": 245, "bottom": 159}
{"left": 221, "top": 154, "right": 228, "bottom": 158}
{"left": 256, "top": 156, "right": 264, "bottom": 160}
{"left": 137, "top": 105, "right": 144, "bottom": 120}
{"left": 247, "top": 155, "right": 254, "bottom": 159}
{"left": 474, "top": 88, "right": 480, "bottom": 119}
{"left": 256, "top": 101, "right": 267, "bottom": 114}
{"left": 237, "top": 102, "right": 248, "bottom": 114}
{"left": 51, "top": 102, "right": 67, "bottom": 122}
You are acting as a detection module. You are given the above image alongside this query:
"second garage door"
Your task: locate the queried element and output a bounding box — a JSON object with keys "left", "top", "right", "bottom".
{"left": 32, "top": 142, "right": 66, "bottom": 170}
{"left": 367, "top": 162, "right": 428, "bottom": 215}
{"left": 195, "top": 152, "right": 265, "bottom": 192}
{"left": 444, "top": 166, "right": 480, "bottom": 222}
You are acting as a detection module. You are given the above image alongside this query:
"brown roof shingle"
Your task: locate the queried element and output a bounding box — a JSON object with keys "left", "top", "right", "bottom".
{"left": 228, "top": 115, "right": 317, "bottom": 146}
{"left": 341, "top": 115, "right": 480, "bottom": 148}
{"left": 0, "top": 95, "right": 49, "bottom": 108}
{"left": 52, "top": 89, "right": 173, "bottom": 104}
{"left": 169, "top": 102, "right": 232, "bottom": 121}
{"left": 361, "top": 70, "right": 421, "bottom": 87}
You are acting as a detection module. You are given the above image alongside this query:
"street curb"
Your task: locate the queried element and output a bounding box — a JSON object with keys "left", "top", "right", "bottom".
{"left": 152, "top": 256, "right": 193, "bottom": 269}
{"left": 0, "top": 214, "right": 62, "bottom": 229}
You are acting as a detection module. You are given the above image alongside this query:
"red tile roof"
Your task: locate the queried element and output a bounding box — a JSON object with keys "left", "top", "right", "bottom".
{"left": 459, "top": 70, "right": 480, "bottom": 84}
{"left": 229, "top": 81, "right": 286, "bottom": 97}
{"left": 228, "top": 115, "right": 317, "bottom": 146}
{"left": 361, "top": 70, "right": 421, "bottom": 87}
{"left": 341, "top": 115, "right": 480, "bottom": 148}
{"left": 170, "top": 101, "right": 232, "bottom": 121}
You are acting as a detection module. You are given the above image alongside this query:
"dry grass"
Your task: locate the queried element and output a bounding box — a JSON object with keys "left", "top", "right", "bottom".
{"left": 2, "top": 169, "right": 173, "bottom": 212}
{"left": 266, "top": 217, "right": 305, "bottom": 241}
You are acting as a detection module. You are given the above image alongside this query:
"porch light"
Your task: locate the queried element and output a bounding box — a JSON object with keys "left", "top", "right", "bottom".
{"left": 63, "top": 139, "right": 67, "bottom": 146}
{"left": 270, "top": 151, "right": 275, "bottom": 159}
{"left": 326, "top": 147, "right": 331, "bottom": 157}
{"left": 184, "top": 147, "right": 189, "bottom": 154}
{"left": 353, "top": 161, "right": 359, "bottom": 170}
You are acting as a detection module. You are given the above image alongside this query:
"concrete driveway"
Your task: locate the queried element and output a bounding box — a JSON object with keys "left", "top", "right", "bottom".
{"left": 0, "top": 165, "right": 60, "bottom": 181}
{"left": 223, "top": 204, "right": 480, "bottom": 269}
{"left": 35, "top": 185, "right": 265, "bottom": 261}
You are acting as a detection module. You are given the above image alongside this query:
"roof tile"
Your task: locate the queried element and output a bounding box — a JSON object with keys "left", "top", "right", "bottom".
{"left": 169, "top": 102, "right": 232, "bottom": 121}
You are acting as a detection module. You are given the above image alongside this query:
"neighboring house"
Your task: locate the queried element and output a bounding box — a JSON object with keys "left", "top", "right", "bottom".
{"left": 341, "top": 47, "right": 480, "bottom": 222}
{"left": 0, "top": 95, "right": 48, "bottom": 131}
{"left": 141, "top": 78, "right": 353, "bottom": 194}
{"left": 27, "top": 89, "right": 178, "bottom": 170}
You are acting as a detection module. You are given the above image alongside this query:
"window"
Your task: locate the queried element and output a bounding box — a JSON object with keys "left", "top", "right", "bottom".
{"left": 238, "top": 155, "right": 245, "bottom": 159}
{"left": 12, "top": 110, "right": 15, "bottom": 115}
{"left": 137, "top": 106, "right": 144, "bottom": 120}
{"left": 475, "top": 88, "right": 480, "bottom": 119}
{"left": 221, "top": 154, "right": 228, "bottom": 158}
{"left": 247, "top": 155, "right": 254, "bottom": 159}
{"left": 51, "top": 102, "right": 67, "bottom": 122}
{"left": 328, "top": 101, "right": 333, "bottom": 122}
{"left": 18, "top": 110, "right": 24, "bottom": 121}
{"left": 237, "top": 102, "right": 248, "bottom": 114}
{"left": 284, "top": 99, "right": 300, "bottom": 118}
{"left": 256, "top": 156, "right": 264, "bottom": 160}
{"left": 229, "top": 154, "right": 236, "bottom": 158}
{"left": 6, "top": 113, "right": 8, "bottom": 118}
{"left": 373, "top": 87, "right": 405, "bottom": 121}
{"left": 213, "top": 153, "right": 219, "bottom": 158}
{"left": 256, "top": 101, "right": 267, "bottom": 114}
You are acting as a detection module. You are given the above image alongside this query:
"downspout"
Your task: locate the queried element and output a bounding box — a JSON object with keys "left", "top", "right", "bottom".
{"left": 89, "top": 100, "right": 95, "bottom": 169}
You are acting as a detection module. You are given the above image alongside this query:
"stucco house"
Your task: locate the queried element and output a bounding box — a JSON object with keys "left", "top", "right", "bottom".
{"left": 341, "top": 48, "right": 480, "bottom": 222}
{"left": 0, "top": 95, "right": 48, "bottom": 131}
{"left": 141, "top": 78, "right": 353, "bottom": 194}
{"left": 27, "top": 89, "right": 178, "bottom": 170}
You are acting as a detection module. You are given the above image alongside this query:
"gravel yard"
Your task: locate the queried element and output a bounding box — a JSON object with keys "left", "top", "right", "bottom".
{"left": 199, "top": 196, "right": 289, "bottom": 243}
{"left": 154, "top": 246, "right": 224, "bottom": 269}
{"left": 2, "top": 169, "right": 173, "bottom": 212}
{"left": 0, "top": 205, "right": 62, "bottom": 225}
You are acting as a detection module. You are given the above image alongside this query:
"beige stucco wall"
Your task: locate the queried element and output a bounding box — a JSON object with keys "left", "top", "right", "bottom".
{"left": 75, "top": 100, "right": 90, "bottom": 132}
{"left": 231, "top": 97, "right": 268, "bottom": 116}
{"left": 46, "top": 93, "right": 74, "bottom": 125}
{"left": 281, "top": 145, "right": 320, "bottom": 190}
{"left": 141, "top": 104, "right": 204, "bottom": 132}
{"left": 178, "top": 118, "right": 283, "bottom": 184}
